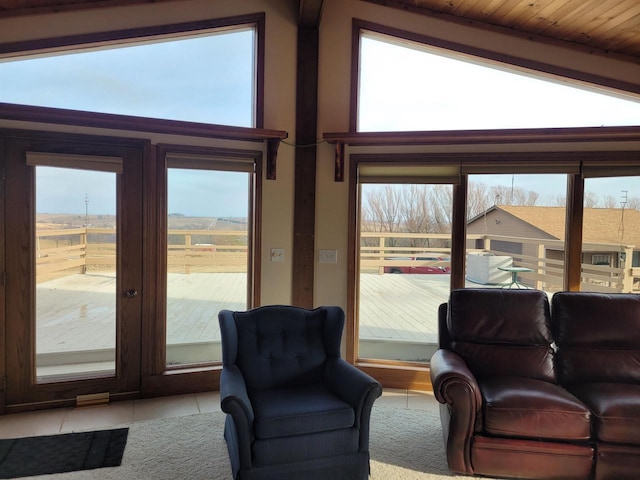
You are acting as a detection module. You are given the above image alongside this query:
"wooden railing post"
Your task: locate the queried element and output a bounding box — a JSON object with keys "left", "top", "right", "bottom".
{"left": 622, "top": 246, "right": 634, "bottom": 292}
{"left": 378, "top": 236, "right": 385, "bottom": 275}
{"left": 536, "top": 243, "right": 545, "bottom": 290}
{"left": 184, "top": 234, "right": 191, "bottom": 274}
{"left": 81, "top": 229, "right": 87, "bottom": 274}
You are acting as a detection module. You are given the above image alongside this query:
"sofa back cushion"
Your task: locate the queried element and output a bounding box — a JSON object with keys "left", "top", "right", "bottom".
{"left": 447, "top": 289, "right": 556, "bottom": 382}
{"left": 552, "top": 292, "right": 640, "bottom": 384}
{"left": 227, "top": 305, "right": 344, "bottom": 391}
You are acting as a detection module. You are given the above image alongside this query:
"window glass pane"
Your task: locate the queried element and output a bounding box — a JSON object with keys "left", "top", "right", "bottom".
{"left": 358, "top": 32, "right": 640, "bottom": 132}
{"left": 166, "top": 168, "right": 249, "bottom": 367}
{"left": 35, "top": 166, "right": 117, "bottom": 381}
{"left": 359, "top": 184, "right": 452, "bottom": 363}
{"left": 0, "top": 28, "right": 255, "bottom": 127}
{"left": 465, "top": 174, "right": 566, "bottom": 295}
{"left": 581, "top": 177, "right": 640, "bottom": 293}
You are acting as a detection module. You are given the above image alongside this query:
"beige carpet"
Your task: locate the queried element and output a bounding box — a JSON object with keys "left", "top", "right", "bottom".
{"left": 22, "top": 406, "right": 495, "bottom": 480}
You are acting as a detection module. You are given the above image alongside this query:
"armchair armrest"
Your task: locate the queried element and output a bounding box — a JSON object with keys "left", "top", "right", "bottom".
{"left": 325, "top": 358, "right": 382, "bottom": 413}
{"left": 325, "top": 358, "right": 382, "bottom": 450}
{"left": 429, "top": 349, "right": 481, "bottom": 475}
{"left": 220, "top": 365, "right": 255, "bottom": 471}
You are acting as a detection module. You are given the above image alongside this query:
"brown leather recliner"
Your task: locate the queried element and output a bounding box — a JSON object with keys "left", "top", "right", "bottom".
{"left": 552, "top": 292, "right": 640, "bottom": 480}
{"left": 430, "top": 289, "right": 594, "bottom": 479}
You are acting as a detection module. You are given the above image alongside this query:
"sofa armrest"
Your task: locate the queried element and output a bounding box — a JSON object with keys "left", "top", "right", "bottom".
{"left": 430, "top": 349, "right": 482, "bottom": 475}
{"left": 325, "top": 358, "right": 382, "bottom": 449}
{"left": 220, "top": 365, "right": 255, "bottom": 470}
{"left": 430, "top": 349, "right": 481, "bottom": 407}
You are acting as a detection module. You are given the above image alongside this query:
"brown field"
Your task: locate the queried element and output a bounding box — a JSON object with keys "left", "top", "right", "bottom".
{"left": 36, "top": 213, "right": 247, "bottom": 230}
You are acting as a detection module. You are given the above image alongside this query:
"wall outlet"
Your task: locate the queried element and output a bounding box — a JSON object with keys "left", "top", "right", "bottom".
{"left": 270, "top": 248, "right": 284, "bottom": 262}
{"left": 319, "top": 249, "right": 337, "bottom": 263}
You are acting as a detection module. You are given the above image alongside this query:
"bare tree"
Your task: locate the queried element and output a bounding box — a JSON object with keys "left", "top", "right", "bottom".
{"left": 602, "top": 195, "right": 618, "bottom": 208}
{"left": 626, "top": 196, "right": 640, "bottom": 211}
{"left": 360, "top": 181, "right": 543, "bottom": 238}
{"left": 549, "top": 191, "right": 603, "bottom": 208}
{"left": 399, "top": 185, "right": 429, "bottom": 232}
{"left": 362, "top": 185, "right": 402, "bottom": 233}
{"left": 491, "top": 185, "right": 539, "bottom": 206}
{"left": 428, "top": 185, "right": 453, "bottom": 233}
{"left": 467, "top": 182, "right": 492, "bottom": 219}
{"left": 584, "top": 192, "right": 599, "bottom": 208}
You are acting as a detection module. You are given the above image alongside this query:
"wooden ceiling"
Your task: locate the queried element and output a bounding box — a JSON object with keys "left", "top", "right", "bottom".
{"left": 1, "top": 0, "right": 640, "bottom": 61}
{"left": 363, "top": 0, "right": 640, "bottom": 60}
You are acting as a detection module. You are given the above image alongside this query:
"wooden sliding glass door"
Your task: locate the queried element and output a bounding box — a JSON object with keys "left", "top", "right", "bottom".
{"left": 4, "top": 132, "right": 145, "bottom": 409}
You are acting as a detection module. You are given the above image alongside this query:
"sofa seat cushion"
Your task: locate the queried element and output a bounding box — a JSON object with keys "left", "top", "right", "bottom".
{"left": 567, "top": 383, "right": 640, "bottom": 445}
{"left": 251, "top": 384, "right": 355, "bottom": 440}
{"left": 480, "top": 377, "right": 591, "bottom": 441}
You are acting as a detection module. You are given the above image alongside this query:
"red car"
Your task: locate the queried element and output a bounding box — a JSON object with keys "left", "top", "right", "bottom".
{"left": 383, "top": 256, "right": 451, "bottom": 274}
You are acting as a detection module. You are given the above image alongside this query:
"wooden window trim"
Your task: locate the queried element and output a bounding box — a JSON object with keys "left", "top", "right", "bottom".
{"left": 147, "top": 144, "right": 262, "bottom": 379}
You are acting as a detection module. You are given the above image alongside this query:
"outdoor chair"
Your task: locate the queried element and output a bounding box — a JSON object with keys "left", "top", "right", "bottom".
{"left": 218, "top": 305, "right": 382, "bottom": 480}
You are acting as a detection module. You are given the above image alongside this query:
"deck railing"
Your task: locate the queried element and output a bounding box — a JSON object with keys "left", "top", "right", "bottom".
{"left": 36, "top": 228, "right": 640, "bottom": 293}
{"left": 35, "top": 227, "right": 248, "bottom": 283}
{"left": 360, "top": 231, "right": 639, "bottom": 294}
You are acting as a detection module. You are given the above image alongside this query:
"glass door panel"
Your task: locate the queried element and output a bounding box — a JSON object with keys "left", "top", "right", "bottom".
{"left": 582, "top": 177, "right": 640, "bottom": 294}
{"left": 465, "top": 174, "right": 567, "bottom": 295}
{"left": 358, "top": 183, "right": 452, "bottom": 363}
{"left": 5, "top": 135, "right": 143, "bottom": 408}
{"left": 35, "top": 167, "right": 118, "bottom": 381}
{"left": 166, "top": 168, "right": 249, "bottom": 367}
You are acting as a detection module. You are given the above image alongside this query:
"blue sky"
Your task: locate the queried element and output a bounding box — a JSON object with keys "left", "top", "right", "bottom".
{"left": 2, "top": 29, "right": 255, "bottom": 216}
{"left": 0, "top": 30, "right": 254, "bottom": 126}
{"left": 3, "top": 28, "right": 640, "bottom": 215}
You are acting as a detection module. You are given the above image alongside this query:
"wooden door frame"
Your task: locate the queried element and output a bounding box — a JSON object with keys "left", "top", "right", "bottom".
{"left": 3, "top": 129, "right": 147, "bottom": 412}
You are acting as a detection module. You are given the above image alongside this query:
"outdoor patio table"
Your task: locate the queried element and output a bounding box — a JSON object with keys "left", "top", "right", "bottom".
{"left": 498, "top": 266, "right": 533, "bottom": 289}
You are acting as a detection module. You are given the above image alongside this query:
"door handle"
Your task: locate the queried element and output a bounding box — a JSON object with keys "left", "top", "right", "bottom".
{"left": 124, "top": 289, "right": 139, "bottom": 298}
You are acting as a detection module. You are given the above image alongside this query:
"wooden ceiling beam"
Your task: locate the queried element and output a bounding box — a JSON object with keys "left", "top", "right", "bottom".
{"left": 298, "top": 0, "right": 323, "bottom": 28}
{"left": 0, "top": 0, "right": 171, "bottom": 17}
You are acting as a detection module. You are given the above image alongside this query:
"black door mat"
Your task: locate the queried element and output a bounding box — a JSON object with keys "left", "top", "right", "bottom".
{"left": 0, "top": 427, "right": 128, "bottom": 478}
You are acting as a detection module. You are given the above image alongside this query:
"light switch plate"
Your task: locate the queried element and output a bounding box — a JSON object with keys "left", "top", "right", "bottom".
{"left": 270, "top": 248, "right": 284, "bottom": 262}
{"left": 319, "top": 249, "right": 337, "bottom": 263}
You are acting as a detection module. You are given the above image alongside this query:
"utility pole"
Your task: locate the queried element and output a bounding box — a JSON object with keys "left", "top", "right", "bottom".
{"left": 84, "top": 193, "right": 89, "bottom": 227}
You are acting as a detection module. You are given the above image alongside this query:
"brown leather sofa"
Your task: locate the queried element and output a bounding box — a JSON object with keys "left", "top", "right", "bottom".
{"left": 430, "top": 289, "right": 640, "bottom": 480}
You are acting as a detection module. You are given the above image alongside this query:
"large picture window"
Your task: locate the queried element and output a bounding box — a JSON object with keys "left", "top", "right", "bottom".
{"left": 348, "top": 152, "right": 640, "bottom": 369}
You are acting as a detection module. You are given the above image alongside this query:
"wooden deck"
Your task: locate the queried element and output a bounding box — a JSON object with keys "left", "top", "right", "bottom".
{"left": 35, "top": 271, "right": 465, "bottom": 369}
{"left": 359, "top": 273, "right": 450, "bottom": 345}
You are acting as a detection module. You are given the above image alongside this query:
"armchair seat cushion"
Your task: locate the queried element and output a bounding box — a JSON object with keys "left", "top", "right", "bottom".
{"left": 251, "top": 384, "right": 355, "bottom": 439}
{"left": 567, "top": 383, "right": 640, "bottom": 445}
{"left": 480, "top": 377, "right": 591, "bottom": 441}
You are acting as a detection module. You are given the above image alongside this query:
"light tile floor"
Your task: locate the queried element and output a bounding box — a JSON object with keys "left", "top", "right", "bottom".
{"left": 0, "top": 389, "right": 439, "bottom": 439}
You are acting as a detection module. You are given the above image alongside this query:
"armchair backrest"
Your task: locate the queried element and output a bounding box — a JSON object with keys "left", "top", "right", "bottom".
{"left": 445, "top": 289, "right": 556, "bottom": 382}
{"left": 219, "top": 305, "right": 344, "bottom": 391}
{"left": 552, "top": 292, "right": 640, "bottom": 385}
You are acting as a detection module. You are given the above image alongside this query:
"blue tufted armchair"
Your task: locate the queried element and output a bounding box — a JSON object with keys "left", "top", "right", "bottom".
{"left": 218, "top": 305, "right": 382, "bottom": 480}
